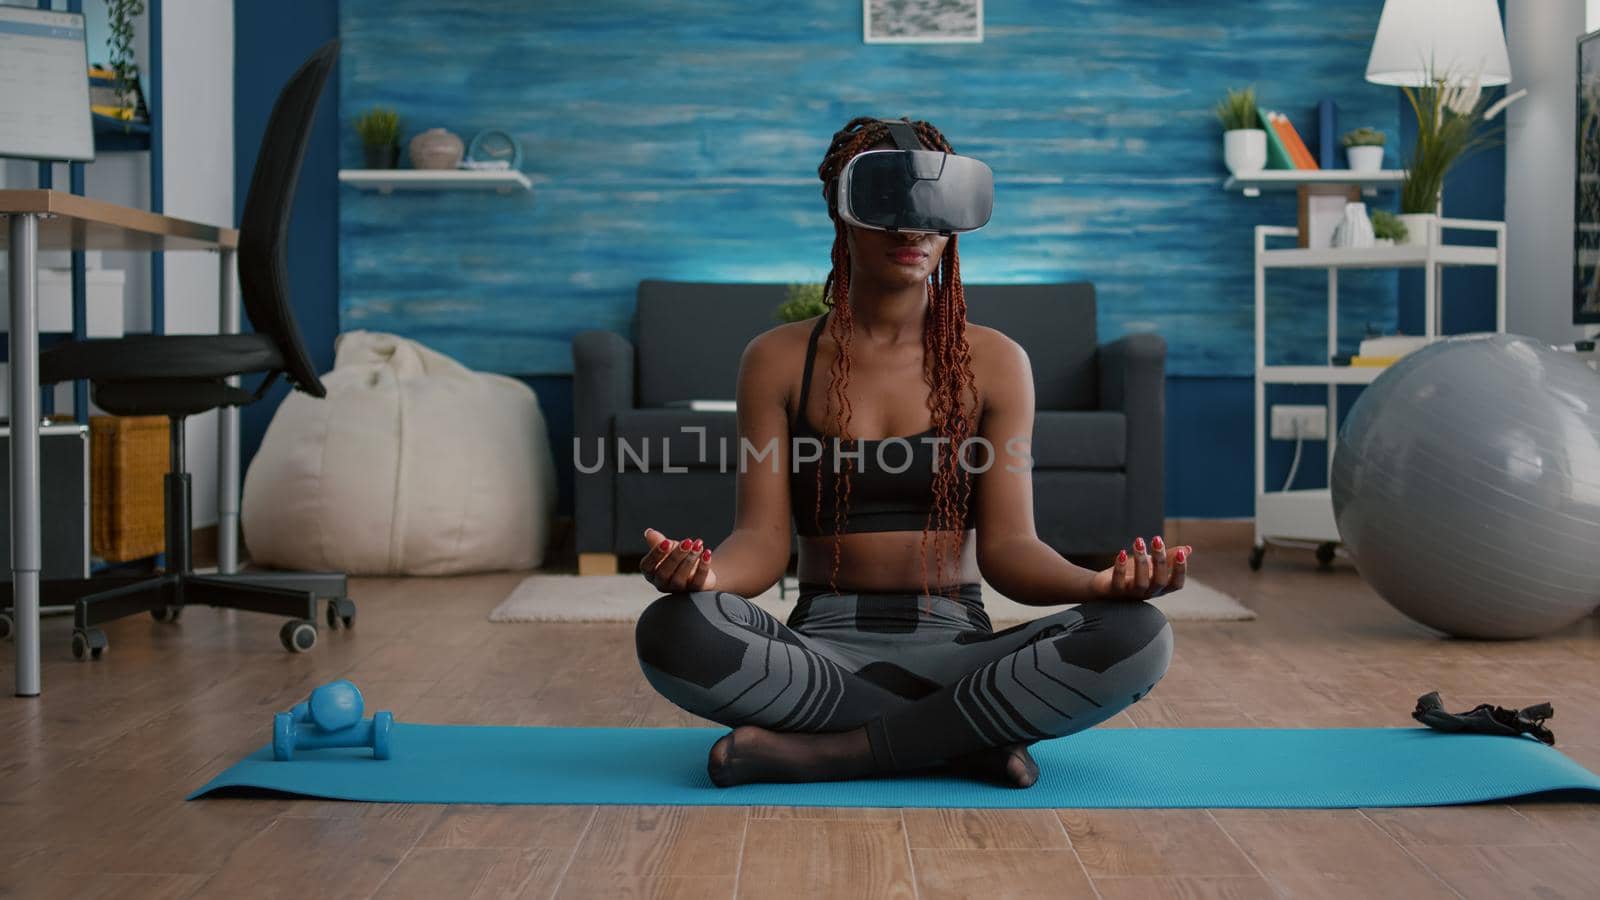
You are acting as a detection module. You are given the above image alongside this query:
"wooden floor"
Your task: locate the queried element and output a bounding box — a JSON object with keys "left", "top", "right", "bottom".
{"left": 2, "top": 524, "right": 1597, "bottom": 899}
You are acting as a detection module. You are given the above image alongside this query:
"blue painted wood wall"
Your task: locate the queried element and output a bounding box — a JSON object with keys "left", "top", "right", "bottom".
{"left": 337, "top": 0, "right": 1400, "bottom": 378}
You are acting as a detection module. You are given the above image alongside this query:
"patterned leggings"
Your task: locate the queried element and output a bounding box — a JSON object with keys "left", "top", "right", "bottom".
{"left": 634, "top": 582, "right": 1173, "bottom": 773}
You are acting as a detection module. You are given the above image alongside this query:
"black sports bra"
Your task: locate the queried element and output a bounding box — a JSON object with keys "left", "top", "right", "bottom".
{"left": 789, "top": 313, "right": 977, "bottom": 537}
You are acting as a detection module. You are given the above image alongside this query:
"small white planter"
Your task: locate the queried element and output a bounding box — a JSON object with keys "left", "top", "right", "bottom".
{"left": 1397, "top": 213, "right": 1437, "bottom": 246}
{"left": 1346, "top": 144, "right": 1384, "bottom": 172}
{"left": 1224, "top": 129, "right": 1267, "bottom": 175}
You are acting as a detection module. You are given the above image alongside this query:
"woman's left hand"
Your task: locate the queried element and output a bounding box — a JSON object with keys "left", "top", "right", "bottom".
{"left": 1091, "top": 535, "right": 1191, "bottom": 600}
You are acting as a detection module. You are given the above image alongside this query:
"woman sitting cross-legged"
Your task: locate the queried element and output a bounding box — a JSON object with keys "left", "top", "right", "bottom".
{"left": 634, "top": 115, "right": 1186, "bottom": 789}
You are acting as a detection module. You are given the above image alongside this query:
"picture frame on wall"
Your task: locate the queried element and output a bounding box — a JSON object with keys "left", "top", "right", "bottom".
{"left": 1575, "top": 28, "right": 1600, "bottom": 324}
{"left": 864, "top": 0, "right": 983, "bottom": 44}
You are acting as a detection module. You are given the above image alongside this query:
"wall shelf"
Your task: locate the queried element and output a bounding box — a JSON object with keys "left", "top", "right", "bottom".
{"left": 338, "top": 169, "right": 531, "bottom": 194}
{"left": 1224, "top": 169, "right": 1405, "bottom": 197}
{"left": 1261, "top": 244, "right": 1499, "bottom": 269}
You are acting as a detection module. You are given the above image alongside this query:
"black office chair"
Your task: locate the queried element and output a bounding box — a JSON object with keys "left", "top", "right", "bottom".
{"left": 23, "top": 39, "right": 353, "bottom": 660}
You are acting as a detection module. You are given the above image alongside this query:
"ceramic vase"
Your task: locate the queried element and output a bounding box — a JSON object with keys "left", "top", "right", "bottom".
{"left": 409, "top": 128, "right": 464, "bottom": 170}
{"left": 1332, "top": 202, "right": 1376, "bottom": 249}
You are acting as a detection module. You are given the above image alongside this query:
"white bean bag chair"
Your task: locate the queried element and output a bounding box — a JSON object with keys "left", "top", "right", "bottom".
{"left": 242, "top": 330, "right": 556, "bottom": 575}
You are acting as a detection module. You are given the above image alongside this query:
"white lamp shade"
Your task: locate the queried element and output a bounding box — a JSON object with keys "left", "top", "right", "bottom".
{"left": 1365, "top": 0, "right": 1511, "bottom": 86}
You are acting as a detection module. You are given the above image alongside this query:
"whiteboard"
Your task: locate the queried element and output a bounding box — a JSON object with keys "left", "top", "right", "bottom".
{"left": 0, "top": 6, "right": 94, "bottom": 162}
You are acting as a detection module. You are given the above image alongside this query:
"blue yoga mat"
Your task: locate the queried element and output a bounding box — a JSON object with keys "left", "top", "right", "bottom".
{"left": 189, "top": 724, "right": 1600, "bottom": 809}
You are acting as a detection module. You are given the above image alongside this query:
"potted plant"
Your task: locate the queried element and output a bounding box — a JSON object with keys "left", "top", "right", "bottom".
{"left": 106, "top": 0, "right": 145, "bottom": 130}
{"left": 355, "top": 107, "right": 402, "bottom": 169}
{"left": 1216, "top": 86, "right": 1266, "bottom": 176}
{"left": 775, "top": 283, "right": 828, "bottom": 323}
{"left": 1370, "top": 209, "right": 1407, "bottom": 247}
{"left": 1398, "top": 72, "right": 1508, "bottom": 245}
{"left": 1341, "top": 127, "right": 1386, "bottom": 172}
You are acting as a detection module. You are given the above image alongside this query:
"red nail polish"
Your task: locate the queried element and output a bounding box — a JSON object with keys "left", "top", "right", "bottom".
{"left": 701, "top": 549, "right": 711, "bottom": 561}
{"left": 1134, "top": 537, "right": 1145, "bottom": 552}
{"left": 1176, "top": 549, "right": 1186, "bottom": 564}
{"left": 693, "top": 538, "right": 703, "bottom": 551}
{"left": 680, "top": 538, "right": 692, "bottom": 550}
{"left": 1118, "top": 549, "right": 1128, "bottom": 563}
{"left": 659, "top": 539, "right": 671, "bottom": 551}
{"left": 1153, "top": 536, "right": 1164, "bottom": 549}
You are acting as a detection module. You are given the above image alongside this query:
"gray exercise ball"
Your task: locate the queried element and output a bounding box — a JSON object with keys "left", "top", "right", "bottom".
{"left": 1331, "top": 333, "right": 1600, "bottom": 639}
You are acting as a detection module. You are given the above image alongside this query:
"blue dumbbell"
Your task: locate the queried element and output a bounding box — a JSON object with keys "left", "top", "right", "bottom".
{"left": 273, "top": 679, "right": 394, "bottom": 761}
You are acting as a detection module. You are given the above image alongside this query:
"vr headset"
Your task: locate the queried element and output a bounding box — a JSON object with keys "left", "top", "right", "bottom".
{"left": 833, "top": 119, "right": 994, "bottom": 235}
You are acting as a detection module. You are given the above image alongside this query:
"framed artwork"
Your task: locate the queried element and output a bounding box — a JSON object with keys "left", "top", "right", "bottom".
{"left": 1575, "top": 29, "right": 1600, "bottom": 324}
{"left": 864, "top": 0, "right": 983, "bottom": 44}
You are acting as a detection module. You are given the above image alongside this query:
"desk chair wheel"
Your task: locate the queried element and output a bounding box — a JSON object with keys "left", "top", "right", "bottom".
{"left": 71, "top": 628, "right": 108, "bottom": 661}
{"left": 325, "top": 597, "right": 356, "bottom": 630}
{"left": 151, "top": 606, "right": 183, "bottom": 624}
{"left": 0, "top": 612, "right": 12, "bottom": 641}
{"left": 280, "top": 620, "right": 318, "bottom": 653}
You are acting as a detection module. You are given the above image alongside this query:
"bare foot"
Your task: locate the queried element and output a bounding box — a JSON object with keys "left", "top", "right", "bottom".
{"left": 948, "top": 742, "right": 1040, "bottom": 788}
{"left": 706, "top": 725, "right": 874, "bottom": 787}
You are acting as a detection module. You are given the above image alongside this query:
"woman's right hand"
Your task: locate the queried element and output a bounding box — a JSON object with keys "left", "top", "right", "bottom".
{"left": 640, "top": 527, "right": 717, "bottom": 593}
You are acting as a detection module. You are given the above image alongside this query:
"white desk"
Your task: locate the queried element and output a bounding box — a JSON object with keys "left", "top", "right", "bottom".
{"left": 1, "top": 189, "right": 241, "bottom": 697}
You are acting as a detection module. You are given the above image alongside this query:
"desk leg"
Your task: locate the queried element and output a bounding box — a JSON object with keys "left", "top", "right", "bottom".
{"left": 218, "top": 248, "right": 239, "bottom": 574}
{"left": 8, "top": 214, "right": 41, "bottom": 697}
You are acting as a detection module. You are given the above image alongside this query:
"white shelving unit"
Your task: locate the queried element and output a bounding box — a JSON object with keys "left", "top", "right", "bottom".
{"left": 338, "top": 169, "right": 532, "bottom": 194}
{"left": 1250, "top": 217, "right": 1506, "bottom": 570}
{"left": 1225, "top": 169, "right": 1406, "bottom": 197}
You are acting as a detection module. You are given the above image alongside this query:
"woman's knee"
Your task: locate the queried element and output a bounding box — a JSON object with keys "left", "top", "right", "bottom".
{"left": 634, "top": 590, "right": 749, "bottom": 690}
{"left": 1058, "top": 600, "right": 1173, "bottom": 684}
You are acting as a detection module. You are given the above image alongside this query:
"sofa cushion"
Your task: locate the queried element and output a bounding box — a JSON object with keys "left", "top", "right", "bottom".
{"left": 1029, "top": 411, "right": 1125, "bottom": 469}
{"left": 612, "top": 408, "right": 740, "bottom": 470}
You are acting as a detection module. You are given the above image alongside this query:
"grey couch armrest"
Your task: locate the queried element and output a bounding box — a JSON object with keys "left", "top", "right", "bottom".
{"left": 1097, "top": 333, "right": 1166, "bottom": 544}
{"left": 573, "top": 329, "right": 636, "bottom": 555}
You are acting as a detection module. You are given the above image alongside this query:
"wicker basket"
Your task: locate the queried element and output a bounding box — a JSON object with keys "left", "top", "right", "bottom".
{"left": 91, "top": 415, "right": 168, "bottom": 562}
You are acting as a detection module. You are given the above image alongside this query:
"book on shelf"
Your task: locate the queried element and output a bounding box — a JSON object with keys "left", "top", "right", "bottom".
{"left": 1257, "top": 108, "right": 1296, "bottom": 169}
{"left": 1315, "top": 98, "right": 1339, "bottom": 168}
{"left": 1268, "top": 111, "right": 1319, "bottom": 169}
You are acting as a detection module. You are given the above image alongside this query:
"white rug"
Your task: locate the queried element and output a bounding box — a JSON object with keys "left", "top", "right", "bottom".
{"left": 489, "top": 575, "right": 1255, "bottom": 624}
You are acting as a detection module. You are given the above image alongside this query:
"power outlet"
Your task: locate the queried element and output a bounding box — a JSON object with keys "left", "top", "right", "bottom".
{"left": 1270, "top": 404, "right": 1327, "bottom": 440}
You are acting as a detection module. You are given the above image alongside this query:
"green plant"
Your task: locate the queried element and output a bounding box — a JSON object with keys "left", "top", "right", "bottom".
{"left": 1370, "top": 209, "right": 1407, "bottom": 242}
{"left": 775, "top": 283, "right": 827, "bottom": 323}
{"left": 355, "top": 107, "right": 401, "bottom": 146}
{"left": 1215, "top": 86, "right": 1259, "bottom": 131}
{"left": 1341, "top": 127, "right": 1385, "bottom": 148}
{"left": 1399, "top": 74, "right": 1505, "bottom": 214}
{"left": 106, "top": 0, "right": 144, "bottom": 122}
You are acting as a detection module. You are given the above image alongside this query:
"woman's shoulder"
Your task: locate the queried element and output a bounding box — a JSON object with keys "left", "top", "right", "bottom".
{"left": 739, "top": 316, "right": 819, "bottom": 377}
{"left": 963, "top": 322, "right": 1029, "bottom": 370}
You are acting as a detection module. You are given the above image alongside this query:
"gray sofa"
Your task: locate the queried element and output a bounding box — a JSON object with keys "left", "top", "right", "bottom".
{"left": 573, "top": 280, "right": 1164, "bottom": 571}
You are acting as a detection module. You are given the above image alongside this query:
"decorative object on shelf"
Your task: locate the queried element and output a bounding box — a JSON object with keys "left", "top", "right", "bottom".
{"left": 1396, "top": 71, "right": 1510, "bottom": 244}
{"left": 1370, "top": 208, "right": 1407, "bottom": 245}
{"left": 1341, "top": 127, "right": 1385, "bottom": 172}
{"left": 863, "top": 0, "right": 982, "bottom": 44}
{"left": 774, "top": 283, "right": 827, "bottom": 323}
{"left": 106, "top": 0, "right": 145, "bottom": 128}
{"left": 1365, "top": 0, "right": 1523, "bottom": 246}
{"left": 1216, "top": 86, "right": 1265, "bottom": 176}
{"left": 1331, "top": 334, "right": 1600, "bottom": 639}
{"left": 466, "top": 128, "right": 522, "bottom": 171}
{"left": 355, "top": 107, "right": 401, "bottom": 170}
{"left": 408, "top": 127, "right": 464, "bottom": 170}
{"left": 1330, "top": 201, "right": 1376, "bottom": 249}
